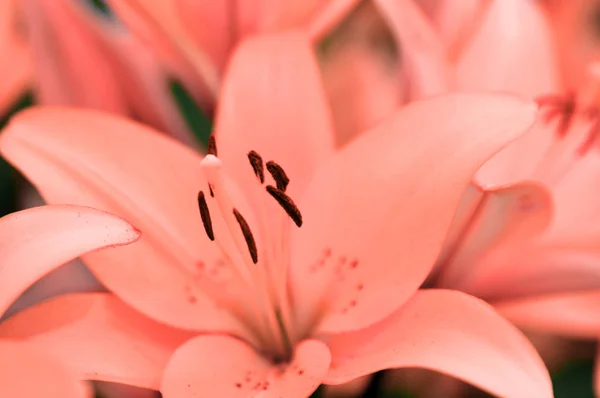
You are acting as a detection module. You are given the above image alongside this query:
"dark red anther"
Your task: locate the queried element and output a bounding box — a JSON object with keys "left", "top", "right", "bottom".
{"left": 207, "top": 134, "right": 218, "bottom": 156}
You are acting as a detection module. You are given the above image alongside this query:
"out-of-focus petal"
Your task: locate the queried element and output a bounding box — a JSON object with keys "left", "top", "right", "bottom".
{"left": 324, "top": 289, "right": 552, "bottom": 398}
{"left": 374, "top": 0, "right": 451, "bottom": 99}
{"left": 24, "top": 0, "right": 127, "bottom": 112}
{"left": 496, "top": 291, "right": 600, "bottom": 339}
{"left": 457, "top": 0, "right": 562, "bottom": 97}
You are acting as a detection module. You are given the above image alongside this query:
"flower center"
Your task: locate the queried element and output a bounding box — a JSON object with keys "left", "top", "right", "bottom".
{"left": 195, "top": 136, "right": 304, "bottom": 361}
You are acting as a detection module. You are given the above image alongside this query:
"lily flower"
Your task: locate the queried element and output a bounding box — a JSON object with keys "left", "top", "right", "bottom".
{"left": 0, "top": 32, "right": 552, "bottom": 397}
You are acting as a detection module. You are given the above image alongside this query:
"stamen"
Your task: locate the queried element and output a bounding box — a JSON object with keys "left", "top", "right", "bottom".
{"left": 266, "top": 185, "right": 302, "bottom": 227}
{"left": 207, "top": 134, "right": 218, "bottom": 156}
{"left": 209, "top": 184, "right": 215, "bottom": 197}
{"left": 266, "top": 161, "right": 290, "bottom": 191}
{"left": 197, "top": 191, "right": 214, "bottom": 241}
{"left": 248, "top": 151, "right": 265, "bottom": 184}
{"left": 536, "top": 92, "right": 576, "bottom": 137}
{"left": 233, "top": 208, "right": 258, "bottom": 264}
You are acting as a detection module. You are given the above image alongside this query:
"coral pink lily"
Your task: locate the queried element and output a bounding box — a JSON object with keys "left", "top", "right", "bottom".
{"left": 0, "top": 32, "right": 552, "bottom": 397}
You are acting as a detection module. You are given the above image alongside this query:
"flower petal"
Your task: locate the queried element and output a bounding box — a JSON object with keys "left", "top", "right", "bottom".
{"left": 23, "top": 0, "right": 127, "bottom": 112}
{"left": 463, "top": 245, "right": 600, "bottom": 300}
{"left": 0, "top": 108, "right": 246, "bottom": 333}
{"left": 290, "top": 93, "right": 537, "bottom": 334}
{"left": 496, "top": 291, "right": 600, "bottom": 340}
{"left": 324, "top": 289, "right": 552, "bottom": 398}
{"left": 216, "top": 31, "right": 335, "bottom": 200}
{"left": 161, "top": 335, "right": 330, "bottom": 398}
{"left": 0, "top": 341, "right": 90, "bottom": 398}
{"left": 436, "top": 182, "right": 552, "bottom": 290}
{"left": 0, "top": 293, "right": 193, "bottom": 390}
{"left": 322, "top": 37, "right": 404, "bottom": 146}
{"left": 0, "top": 0, "right": 32, "bottom": 115}
{"left": 456, "top": 0, "right": 562, "bottom": 97}
{"left": 374, "top": 0, "right": 451, "bottom": 99}
{"left": 0, "top": 205, "right": 139, "bottom": 317}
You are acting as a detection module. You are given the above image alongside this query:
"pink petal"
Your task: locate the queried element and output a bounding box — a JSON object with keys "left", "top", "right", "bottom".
{"left": 418, "top": 0, "right": 484, "bottom": 54}
{"left": 0, "top": 204, "right": 139, "bottom": 316}
{"left": 0, "top": 108, "right": 246, "bottom": 334}
{"left": 289, "top": 93, "right": 537, "bottom": 334}
{"left": 374, "top": 0, "right": 451, "bottom": 99}
{"left": 23, "top": 0, "right": 127, "bottom": 113}
{"left": 324, "top": 289, "right": 552, "bottom": 397}
{"left": 104, "top": 0, "right": 219, "bottom": 102}
{"left": 436, "top": 182, "right": 552, "bottom": 289}
{"left": 70, "top": 1, "right": 205, "bottom": 145}
{"left": 0, "top": 341, "right": 89, "bottom": 398}
{"left": 0, "top": 0, "right": 32, "bottom": 115}
{"left": 308, "top": 0, "right": 362, "bottom": 40}
{"left": 496, "top": 291, "right": 600, "bottom": 340}
{"left": 464, "top": 245, "right": 600, "bottom": 300}
{"left": 0, "top": 293, "right": 193, "bottom": 390}
{"left": 456, "top": 0, "right": 562, "bottom": 97}
{"left": 322, "top": 38, "right": 403, "bottom": 146}
{"left": 173, "top": 0, "right": 233, "bottom": 72}
{"left": 475, "top": 121, "right": 558, "bottom": 187}
{"left": 161, "top": 335, "right": 330, "bottom": 398}
{"left": 543, "top": 149, "right": 600, "bottom": 247}
{"left": 216, "top": 31, "right": 335, "bottom": 200}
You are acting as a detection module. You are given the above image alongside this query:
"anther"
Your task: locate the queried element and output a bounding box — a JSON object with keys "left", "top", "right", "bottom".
{"left": 266, "top": 161, "right": 290, "bottom": 191}
{"left": 207, "top": 134, "right": 218, "bottom": 156}
{"left": 209, "top": 184, "right": 215, "bottom": 197}
{"left": 266, "top": 185, "right": 302, "bottom": 227}
{"left": 232, "top": 208, "right": 258, "bottom": 264}
{"left": 247, "top": 151, "right": 265, "bottom": 184}
{"left": 197, "top": 191, "right": 214, "bottom": 241}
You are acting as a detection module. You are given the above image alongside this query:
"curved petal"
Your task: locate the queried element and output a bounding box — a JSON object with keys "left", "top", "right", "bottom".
{"left": 0, "top": 205, "right": 139, "bottom": 317}
{"left": 374, "top": 0, "right": 451, "bottom": 99}
{"left": 0, "top": 341, "right": 89, "bottom": 398}
{"left": 324, "top": 289, "right": 552, "bottom": 398}
{"left": 161, "top": 335, "right": 330, "bottom": 398}
{"left": 216, "top": 31, "right": 335, "bottom": 200}
{"left": 436, "top": 182, "right": 552, "bottom": 289}
{"left": 24, "top": 0, "right": 127, "bottom": 112}
{"left": 496, "top": 291, "right": 600, "bottom": 340}
{"left": 0, "top": 293, "right": 193, "bottom": 390}
{"left": 289, "top": 93, "right": 538, "bottom": 334}
{"left": 456, "top": 0, "right": 562, "bottom": 97}
{"left": 0, "top": 108, "right": 246, "bottom": 334}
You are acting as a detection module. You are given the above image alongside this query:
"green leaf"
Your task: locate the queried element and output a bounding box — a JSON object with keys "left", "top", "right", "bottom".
{"left": 552, "top": 359, "right": 595, "bottom": 398}
{"left": 168, "top": 78, "right": 213, "bottom": 147}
